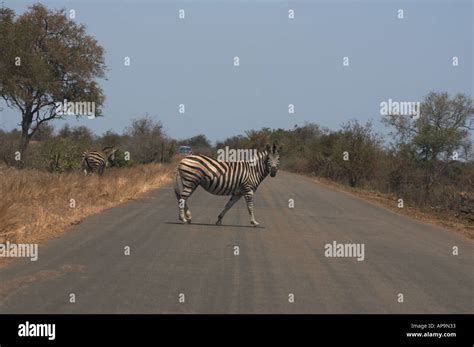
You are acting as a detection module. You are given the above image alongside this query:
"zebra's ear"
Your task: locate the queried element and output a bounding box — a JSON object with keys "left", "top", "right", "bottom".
{"left": 278, "top": 146, "right": 283, "bottom": 154}
{"left": 272, "top": 144, "right": 277, "bottom": 154}
{"left": 265, "top": 144, "right": 271, "bottom": 152}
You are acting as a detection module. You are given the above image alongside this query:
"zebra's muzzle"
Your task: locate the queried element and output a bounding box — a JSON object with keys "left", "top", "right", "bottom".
{"left": 270, "top": 168, "right": 277, "bottom": 177}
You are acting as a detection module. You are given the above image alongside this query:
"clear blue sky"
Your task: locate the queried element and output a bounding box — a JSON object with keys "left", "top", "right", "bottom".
{"left": 0, "top": 0, "right": 472, "bottom": 143}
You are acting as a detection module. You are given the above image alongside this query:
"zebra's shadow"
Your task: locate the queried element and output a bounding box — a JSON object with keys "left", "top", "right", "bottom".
{"left": 164, "top": 222, "right": 264, "bottom": 229}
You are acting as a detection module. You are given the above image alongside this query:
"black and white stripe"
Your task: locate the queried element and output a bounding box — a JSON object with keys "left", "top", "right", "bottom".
{"left": 174, "top": 144, "right": 281, "bottom": 226}
{"left": 81, "top": 147, "right": 117, "bottom": 175}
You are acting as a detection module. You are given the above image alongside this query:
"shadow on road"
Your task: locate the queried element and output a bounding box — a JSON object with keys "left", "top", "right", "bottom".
{"left": 164, "top": 222, "right": 264, "bottom": 229}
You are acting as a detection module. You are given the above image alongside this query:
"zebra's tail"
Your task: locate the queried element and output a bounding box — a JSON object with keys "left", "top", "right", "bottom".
{"left": 174, "top": 168, "right": 184, "bottom": 201}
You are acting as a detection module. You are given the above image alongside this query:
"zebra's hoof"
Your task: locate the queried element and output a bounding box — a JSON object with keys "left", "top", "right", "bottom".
{"left": 216, "top": 219, "right": 222, "bottom": 226}
{"left": 251, "top": 221, "right": 260, "bottom": 227}
{"left": 187, "top": 219, "right": 192, "bottom": 224}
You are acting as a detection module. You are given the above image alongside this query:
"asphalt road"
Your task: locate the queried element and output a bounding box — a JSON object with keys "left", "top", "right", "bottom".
{"left": 0, "top": 171, "right": 472, "bottom": 313}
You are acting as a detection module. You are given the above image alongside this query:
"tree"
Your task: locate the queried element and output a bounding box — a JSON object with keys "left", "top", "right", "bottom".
{"left": 245, "top": 128, "right": 271, "bottom": 149}
{"left": 69, "top": 126, "right": 94, "bottom": 145}
{"left": 99, "top": 130, "right": 124, "bottom": 148}
{"left": 125, "top": 116, "right": 170, "bottom": 163}
{"left": 215, "top": 135, "right": 246, "bottom": 151}
{"left": 180, "top": 134, "right": 211, "bottom": 148}
{"left": 57, "top": 124, "right": 72, "bottom": 138}
{"left": 383, "top": 92, "right": 473, "bottom": 192}
{"left": 0, "top": 4, "right": 106, "bottom": 154}
{"left": 336, "top": 120, "right": 382, "bottom": 187}
{"left": 383, "top": 92, "right": 473, "bottom": 161}
{"left": 31, "top": 122, "right": 54, "bottom": 141}
{"left": 180, "top": 134, "right": 212, "bottom": 155}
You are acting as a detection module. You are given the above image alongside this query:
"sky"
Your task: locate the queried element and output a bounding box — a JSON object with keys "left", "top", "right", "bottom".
{"left": 0, "top": 0, "right": 472, "bottom": 143}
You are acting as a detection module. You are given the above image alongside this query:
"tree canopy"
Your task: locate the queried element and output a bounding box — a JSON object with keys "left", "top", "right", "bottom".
{"left": 0, "top": 4, "right": 106, "bottom": 153}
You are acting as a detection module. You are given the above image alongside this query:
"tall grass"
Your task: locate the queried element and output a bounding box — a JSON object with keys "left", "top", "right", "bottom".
{"left": 0, "top": 163, "right": 173, "bottom": 244}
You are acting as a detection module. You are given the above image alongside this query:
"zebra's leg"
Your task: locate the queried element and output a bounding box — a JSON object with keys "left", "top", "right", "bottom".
{"left": 178, "top": 185, "right": 198, "bottom": 224}
{"left": 178, "top": 198, "right": 187, "bottom": 223}
{"left": 184, "top": 202, "right": 192, "bottom": 223}
{"left": 216, "top": 195, "right": 242, "bottom": 225}
{"left": 244, "top": 191, "right": 259, "bottom": 226}
{"left": 175, "top": 169, "right": 196, "bottom": 224}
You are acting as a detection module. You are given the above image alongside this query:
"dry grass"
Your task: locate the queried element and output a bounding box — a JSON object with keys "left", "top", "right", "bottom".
{"left": 0, "top": 163, "right": 174, "bottom": 245}
{"left": 306, "top": 175, "right": 474, "bottom": 239}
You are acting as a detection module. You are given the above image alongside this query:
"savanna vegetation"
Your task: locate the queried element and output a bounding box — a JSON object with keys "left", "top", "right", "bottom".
{"left": 0, "top": 115, "right": 207, "bottom": 244}
{"left": 0, "top": 163, "right": 173, "bottom": 245}
{"left": 0, "top": 3, "right": 185, "bottom": 244}
{"left": 215, "top": 92, "right": 474, "bottom": 233}
{"left": 0, "top": 3, "right": 472, "bottom": 246}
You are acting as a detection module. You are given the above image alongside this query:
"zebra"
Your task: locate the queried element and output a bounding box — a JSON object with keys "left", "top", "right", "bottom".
{"left": 174, "top": 144, "right": 281, "bottom": 226}
{"left": 81, "top": 146, "right": 117, "bottom": 176}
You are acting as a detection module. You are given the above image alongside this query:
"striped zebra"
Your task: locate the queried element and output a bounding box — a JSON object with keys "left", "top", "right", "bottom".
{"left": 174, "top": 144, "right": 281, "bottom": 226}
{"left": 81, "top": 146, "right": 117, "bottom": 176}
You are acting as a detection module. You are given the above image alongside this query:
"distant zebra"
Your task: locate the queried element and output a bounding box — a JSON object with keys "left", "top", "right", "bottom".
{"left": 174, "top": 144, "right": 281, "bottom": 226}
{"left": 81, "top": 147, "right": 117, "bottom": 176}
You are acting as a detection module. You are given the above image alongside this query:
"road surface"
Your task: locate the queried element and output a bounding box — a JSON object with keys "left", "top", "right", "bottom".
{"left": 0, "top": 171, "right": 472, "bottom": 313}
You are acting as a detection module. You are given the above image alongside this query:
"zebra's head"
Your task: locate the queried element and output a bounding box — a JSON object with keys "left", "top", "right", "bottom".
{"left": 102, "top": 146, "right": 117, "bottom": 166}
{"left": 265, "top": 144, "right": 281, "bottom": 177}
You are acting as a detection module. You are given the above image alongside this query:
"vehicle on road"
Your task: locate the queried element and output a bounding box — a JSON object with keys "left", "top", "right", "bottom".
{"left": 178, "top": 146, "right": 193, "bottom": 156}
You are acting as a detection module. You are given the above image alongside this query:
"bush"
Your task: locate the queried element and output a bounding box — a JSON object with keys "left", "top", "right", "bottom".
{"left": 113, "top": 149, "right": 134, "bottom": 168}
{"left": 27, "top": 137, "right": 84, "bottom": 173}
{"left": 0, "top": 129, "right": 21, "bottom": 166}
